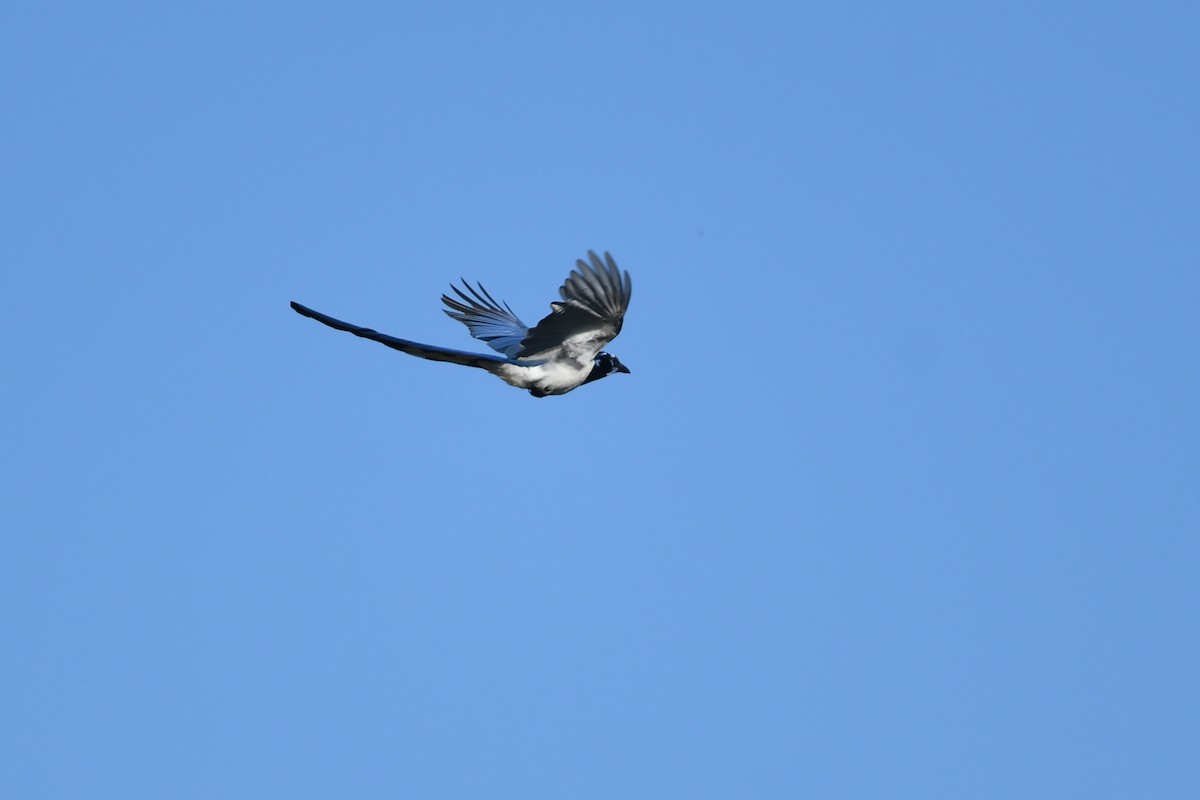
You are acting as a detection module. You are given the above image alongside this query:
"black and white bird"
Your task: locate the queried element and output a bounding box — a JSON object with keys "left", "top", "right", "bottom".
{"left": 291, "top": 250, "right": 632, "bottom": 397}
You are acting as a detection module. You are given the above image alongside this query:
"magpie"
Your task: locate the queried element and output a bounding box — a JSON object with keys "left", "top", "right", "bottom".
{"left": 291, "top": 250, "right": 632, "bottom": 397}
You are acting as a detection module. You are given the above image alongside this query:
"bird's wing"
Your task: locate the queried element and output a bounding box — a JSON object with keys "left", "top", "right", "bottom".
{"left": 291, "top": 301, "right": 506, "bottom": 370}
{"left": 440, "top": 281, "right": 529, "bottom": 358}
{"left": 517, "top": 251, "right": 632, "bottom": 360}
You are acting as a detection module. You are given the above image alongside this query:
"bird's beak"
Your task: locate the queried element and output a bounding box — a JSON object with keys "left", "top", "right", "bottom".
{"left": 617, "top": 362, "right": 631, "bottom": 374}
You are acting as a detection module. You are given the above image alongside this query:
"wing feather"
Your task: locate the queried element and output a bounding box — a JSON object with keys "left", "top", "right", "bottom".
{"left": 441, "top": 281, "right": 529, "bottom": 358}
{"left": 517, "top": 251, "right": 632, "bottom": 359}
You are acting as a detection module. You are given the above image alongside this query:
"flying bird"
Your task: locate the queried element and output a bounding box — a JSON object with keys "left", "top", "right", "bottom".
{"left": 291, "top": 250, "right": 632, "bottom": 397}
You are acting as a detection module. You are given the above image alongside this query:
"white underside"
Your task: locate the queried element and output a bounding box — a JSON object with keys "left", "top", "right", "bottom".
{"left": 493, "top": 358, "right": 590, "bottom": 395}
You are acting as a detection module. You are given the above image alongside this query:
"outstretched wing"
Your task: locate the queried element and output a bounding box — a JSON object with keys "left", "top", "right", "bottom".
{"left": 518, "top": 251, "right": 632, "bottom": 360}
{"left": 441, "top": 281, "right": 529, "bottom": 358}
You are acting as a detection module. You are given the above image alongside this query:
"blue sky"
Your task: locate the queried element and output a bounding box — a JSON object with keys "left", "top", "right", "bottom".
{"left": 3, "top": 2, "right": 1197, "bottom": 797}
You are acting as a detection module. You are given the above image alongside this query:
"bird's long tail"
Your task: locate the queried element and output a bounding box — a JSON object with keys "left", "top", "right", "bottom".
{"left": 290, "top": 301, "right": 507, "bottom": 371}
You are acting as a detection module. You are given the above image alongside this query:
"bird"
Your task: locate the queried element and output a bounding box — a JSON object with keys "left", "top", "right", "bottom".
{"left": 290, "top": 250, "right": 632, "bottom": 397}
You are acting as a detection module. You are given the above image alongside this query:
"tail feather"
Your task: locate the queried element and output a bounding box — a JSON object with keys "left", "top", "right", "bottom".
{"left": 290, "top": 301, "right": 506, "bottom": 371}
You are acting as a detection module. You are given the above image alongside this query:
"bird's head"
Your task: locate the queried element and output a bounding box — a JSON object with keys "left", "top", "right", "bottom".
{"left": 589, "top": 351, "right": 631, "bottom": 382}
{"left": 600, "top": 351, "right": 631, "bottom": 375}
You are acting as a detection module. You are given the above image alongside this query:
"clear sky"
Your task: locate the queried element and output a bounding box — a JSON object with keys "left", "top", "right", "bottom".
{"left": 3, "top": 2, "right": 1197, "bottom": 797}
